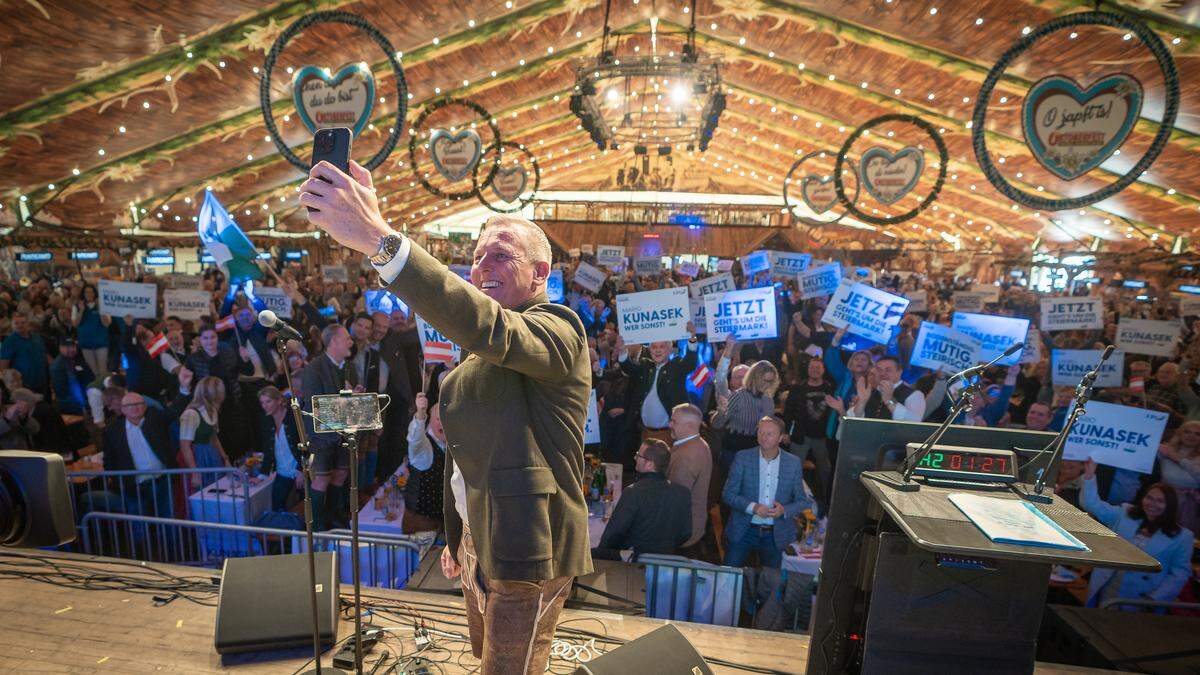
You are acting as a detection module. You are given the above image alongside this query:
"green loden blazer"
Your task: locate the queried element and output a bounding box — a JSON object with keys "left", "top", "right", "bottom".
{"left": 386, "top": 241, "right": 594, "bottom": 582}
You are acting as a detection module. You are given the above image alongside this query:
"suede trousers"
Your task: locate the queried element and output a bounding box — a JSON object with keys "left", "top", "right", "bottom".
{"left": 458, "top": 525, "right": 573, "bottom": 674}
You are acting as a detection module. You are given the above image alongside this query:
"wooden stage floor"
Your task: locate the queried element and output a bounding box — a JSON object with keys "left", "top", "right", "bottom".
{"left": 0, "top": 550, "right": 1115, "bottom": 674}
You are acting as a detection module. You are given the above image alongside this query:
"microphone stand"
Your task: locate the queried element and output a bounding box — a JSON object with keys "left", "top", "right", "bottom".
{"left": 271, "top": 335, "right": 335, "bottom": 675}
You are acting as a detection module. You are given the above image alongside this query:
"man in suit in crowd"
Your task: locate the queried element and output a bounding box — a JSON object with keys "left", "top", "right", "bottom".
{"left": 667, "top": 403, "right": 713, "bottom": 560}
{"left": 593, "top": 438, "right": 692, "bottom": 560}
{"left": 303, "top": 158, "right": 591, "bottom": 675}
{"left": 102, "top": 391, "right": 182, "bottom": 519}
{"left": 614, "top": 326, "right": 698, "bottom": 444}
{"left": 300, "top": 322, "right": 359, "bottom": 531}
{"left": 722, "top": 416, "right": 812, "bottom": 568}
{"left": 372, "top": 310, "right": 418, "bottom": 480}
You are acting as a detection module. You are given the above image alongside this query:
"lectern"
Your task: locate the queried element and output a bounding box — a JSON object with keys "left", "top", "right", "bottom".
{"left": 807, "top": 419, "right": 1160, "bottom": 675}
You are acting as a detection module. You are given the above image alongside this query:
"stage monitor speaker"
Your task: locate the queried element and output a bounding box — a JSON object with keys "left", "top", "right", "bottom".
{"left": 573, "top": 624, "right": 713, "bottom": 675}
{"left": 214, "top": 552, "right": 339, "bottom": 654}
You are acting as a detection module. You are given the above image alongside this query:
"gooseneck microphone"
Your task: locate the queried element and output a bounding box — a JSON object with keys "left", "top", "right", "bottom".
{"left": 258, "top": 309, "right": 304, "bottom": 342}
{"left": 948, "top": 341, "right": 1025, "bottom": 384}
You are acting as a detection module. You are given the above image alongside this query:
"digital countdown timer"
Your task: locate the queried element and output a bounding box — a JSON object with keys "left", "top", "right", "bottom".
{"left": 906, "top": 444, "right": 1018, "bottom": 483}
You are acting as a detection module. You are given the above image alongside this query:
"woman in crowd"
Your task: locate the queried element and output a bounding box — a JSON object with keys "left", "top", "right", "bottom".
{"left": 713, "top": 359, "right": 780, "bottom": 467}
{"left": 179, "top": 375, "right": 230, "bottom": 488}
{"left": 1081, "top": 458, "right": 1193, "bottom": 611}
{"left": 257, "top": 385, "right": 302, "bottom": 511}
{"left": 72, "top": 283, "right": 112, "bottom": 377}
{"left": 1157, "top": 420, "right": 1200, "bottom": 533}
{"left": 781, "top": 356, "right": 835, "bottom": 511}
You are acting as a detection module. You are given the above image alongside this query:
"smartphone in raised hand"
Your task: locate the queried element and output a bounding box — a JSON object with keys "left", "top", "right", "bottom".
{"left": 308, "top": 127, "right": 353, "bottom": 212}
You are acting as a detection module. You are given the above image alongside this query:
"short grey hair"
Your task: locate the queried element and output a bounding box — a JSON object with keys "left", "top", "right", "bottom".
{"left": 482, "top": 215, "right": 551, "bottom": 265}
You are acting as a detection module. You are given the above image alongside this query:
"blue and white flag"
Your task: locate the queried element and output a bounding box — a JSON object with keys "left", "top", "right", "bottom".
{"left": 196, "top": 189, "right": 262, "bottom": 283}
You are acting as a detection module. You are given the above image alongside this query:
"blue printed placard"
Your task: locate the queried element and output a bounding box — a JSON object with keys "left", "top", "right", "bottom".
{"left": 951, "top": 312, "right": 1030, "bottom": 367}
{"left": 704, "top": 286, "right": 778, "bottom": 342}
{"left": 1062, "top": 401, "right": 1166, "bottom": 473}
{"left": 740, "top": 250, "right": 771, "bottom": 275}
{"left": 547, "top": 269, "right": 564, "bottom": 303}
{"left": 616, "top": 287, "right": 690, "bottom": 344}
{"left": 910, "top": 322, "right": 983, "bottom": 374}
{"left": 820, "top": 281, "right": 909, "bottom": 345}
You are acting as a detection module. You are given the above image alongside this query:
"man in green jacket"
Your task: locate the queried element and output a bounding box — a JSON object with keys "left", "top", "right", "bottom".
{"left": 301, "top": 159, "right": 592, "bottom": 674}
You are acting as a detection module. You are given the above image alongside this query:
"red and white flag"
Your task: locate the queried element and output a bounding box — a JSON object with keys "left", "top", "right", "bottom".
{"left": 422, "top": 341, "right": 458, "bottom": 363}
{"left": 215, "top": 315, "right": 236, "bottom": 332}
{"left": 689, "top": 363, "right": 713, "bottom": 389}
{"left": 1129, "top": 376, "right": 1145, "bottom": 392}
{"left": 146, "top": 332, "right": 169, "bottom": 359}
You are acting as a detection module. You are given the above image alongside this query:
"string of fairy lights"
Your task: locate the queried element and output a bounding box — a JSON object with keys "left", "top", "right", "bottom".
{"left": 7, "top": 0, "right": 1197, "bottom": 254}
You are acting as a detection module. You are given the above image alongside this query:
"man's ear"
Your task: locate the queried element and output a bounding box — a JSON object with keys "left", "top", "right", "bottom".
{"left": 533, "top": 260, "right": 551, "bottom": 286}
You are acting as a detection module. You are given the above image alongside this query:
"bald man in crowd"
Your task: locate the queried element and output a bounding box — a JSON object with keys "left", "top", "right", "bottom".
{"left": 667, "top": 402, "right": 713, "bottom": 559}
{"left": 302, "top": 159, "right": 591, "bottom": 675}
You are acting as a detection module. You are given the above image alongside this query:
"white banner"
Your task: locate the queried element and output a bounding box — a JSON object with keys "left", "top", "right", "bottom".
{"left": 689, "top": 272, "right": 736, "bottom": 298}
{"left": 798, "top": 262, "right": 842, "bottom": 299}
{"left": 547, "top": 269, "right": 564, "bottom": 302}
{"left": 1040, "top": 297, "right": 1104, "bottom": 331}
{"left": 163, "top": 289, "right": 210, "bottom": 321}
{"left": 1062, "top": 401, "right": 1168, "bottom": 473}
{"left": 1052, "top": 349, "right": 1125, "bottom": 388}
{"left": 677, "top": 261, "right": 701, "bottom": 278}
{"left": 98, "top": 280, "right": 157, "bottom": 319}
{"left": 596, "top": 245, "right": 626, "bottom": 266}
{"left": 581, "top": 244, "right": 594, "bottom": 255}
{"left": 690, "top": 295, "right": 707, "bottom": 334}
{"left": 950, "top": 312, "right": 1030, "bottom": 367}
{"left": 769, "top": 251, "right": 812, "bottom": 277}
{"left": 909, "top": 322, "right": 983, "bottom": 374}
{"left": 584, "top": 389, "right": 601, "bottom": 445}
{"left": 166, "top": 274, "right": 202, "bottom": 290}
{"left": 256, "top": 286, "right": 293, "bottom": 319}
{"left": 1180, "top": 295, "right": 1200, "bottom": 317}
{"left": 715, "top": 259, "right": 734, "bottom": 272}
{"left": 739, "top": 250, "right": 771, "bottom": 275}
{"left": 1020, "top": 328, "right": 1043, "bottom": 365}
{"left": 572, "top": 262, "right": 608, "bottom": 293}
{"left": 820, "top": 281, "right": 909, "bottom": 344}
{"left": 415, "top": 315, "right": 461, "bottom": 363}
{"left": 705, "top": 286, "right": 778, "bottom": 341}
{"left": 633, "top": 256, "right": 662, "bottom": 277}
{"left": 952, "top": 290, "right": 991, "bottom": 313}
{"left": 1116, "top": 318, "right": 1180, "bottom": 357}
{"left": 321, "top": 265, "right": 348, "bottom": 283}
{"left": 616, "top": 287, "right": 691, "bottom": 344}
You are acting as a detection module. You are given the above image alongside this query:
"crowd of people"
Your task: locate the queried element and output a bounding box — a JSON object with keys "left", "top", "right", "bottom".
{"left": 1, "top": 242, "right": 1198, "bottom": 614}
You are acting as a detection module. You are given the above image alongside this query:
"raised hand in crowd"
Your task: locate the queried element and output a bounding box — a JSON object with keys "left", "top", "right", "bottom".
{"left": 414, "top": 391, "right": 428, "bottom": 420}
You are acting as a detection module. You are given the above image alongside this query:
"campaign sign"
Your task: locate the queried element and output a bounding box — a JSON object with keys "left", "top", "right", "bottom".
{"left": 740, "top": 250, "right": 771, "bottom": 275}
{"left": 584, "top": 389, "right": 601, "bottom": 445}
{"left": 690, "top": 272, "right": 735, "bottom": 298}
{"left": 256, "top": 286, "right": 294, "bottom": 319}
{"left": 1116, "top": 318, "right": 1180, "bottom": 357}
{"left": 616, "top": 287, "right": 690, "bottom": 344}
{"left": 705, "top": 286, "right": 778, "bottom": 342}
{"left": 689, "top": 296, "right": 707, "bottom": 334}
{"left": 633, "top": 256, "right": 662, "bottom": 277}
{"left": 1040, "top": 297, "right": 1104, "bottom": 331}
{"left": 951, "top": 312, "right": 1030, "bottom": 367}
{"left": 799, "top": 262, "right": 842, "bottom": 299}
{"left": 677, "top": 261, "right": 701, "bottom": 278}
{"left": 568, "top": 248, "right": 581, "bottom": 258}
{"left": 971, "top": 283, "right": 1001, "bottom": 302}
{"left": 952, "top": 290, "right": 990, "bottom": 313}
{"left": 415, "top": 315, "right": 461, "bottom": 363}
{"left": 905, "top": 291, "right": 928, "bottom": 314}
{"left": 715, "top": 259, "right": 734, "bottom": 272}
{"left": 166, "top": 274, "right": 202, "bottom": 290}
{"left": 1052, "top": 349, "right": 1125, "bottom": 388}
{"left": 98, "top": 280, "right": 157, "bottom": 319}
{"left": 596, "top": 245, "right": 625, "bottom": 266}
{"left": 581, "top": 244, "right": 594, "bottom": 255}
{"left": 448, "top": 264, "right": 472, "bottom": 281}
{"left": 364, "top": 289, "right": 407, "bottom": 316}
{"left": 573, "top": 262, "right": 608, "bottom": 293}
{"left": 163, "top": 290, "right": 210, "bottom": 322}
{"left": 547, "top": 269, "right": 564, "bottom": 303}
{"left": 769, "top": 251, "right": 812, "bottom": 277}
{"left": 820, "top": 281, "right": 909, "bottom": 344}
{"left": 910, "top": 322, "right": 983, "bottom": 374}
{"left": 1062, "top": 401, "right": 1167, "bottom": 473}
{"left": 1180, "top": 295, "right": 1200, "bottom": 317}
{"left": 1020, "top": 328, "right": 1043, "bottom": 365}
{"left": 321, "top": 265, "right": 349, "bottom": 283}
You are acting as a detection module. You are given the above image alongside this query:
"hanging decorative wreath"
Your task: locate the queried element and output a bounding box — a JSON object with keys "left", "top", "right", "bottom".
{"left": 407, "top": 97, "right": 502, "bottom": 202}
{"left": 834, "top": 114, "right": 948, "bottom": 226}
{"left": 783, "top": 150, "right": 859, "bottom": 227}
{"left": 259, "top": 11, "right": 408, "bottom": 172}
{"left": 472, "top": 141, "right": 541, "bottom": 213}
{"left": 970, "top": 10, "right": 1179, "bottom": 211}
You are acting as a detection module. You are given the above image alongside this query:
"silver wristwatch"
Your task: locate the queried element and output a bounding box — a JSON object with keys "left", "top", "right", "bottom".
{"left": 368, "top": 233, "right": 404, "bottom": 266}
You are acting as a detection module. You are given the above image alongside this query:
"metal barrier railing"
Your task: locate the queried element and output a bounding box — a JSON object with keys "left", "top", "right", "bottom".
{"left": 65, "top": 467, "right": 250, "bottom": 550}
{"left": 1099, "top": 597, "right": 1200, "bottom": 612}
{"left": 78, "top": 512, "right": 423, "bottom": 590}
{"left": 639, "top": 554, "right": 744, "bottom": 627}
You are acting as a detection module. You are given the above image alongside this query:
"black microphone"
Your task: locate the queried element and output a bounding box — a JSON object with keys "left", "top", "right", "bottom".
{"left": 949, "top": 341, "right": 1025, "bottom": 383}
{"left": 1078, "top": 344, "right": 1116, "bottom": 393}
{"left": 258, "top": 309, "right": 304, "bottom": 342}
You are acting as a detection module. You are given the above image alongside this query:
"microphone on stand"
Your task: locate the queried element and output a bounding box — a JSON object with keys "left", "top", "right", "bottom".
{"left": 1019, "top": 344, "right": 1117, "bottom": 503}
{"left": 948, "top": 341, "right": 1025, "bottom": 385}
{"left": 258, "top": 309, "right": 305, "bottom": 342}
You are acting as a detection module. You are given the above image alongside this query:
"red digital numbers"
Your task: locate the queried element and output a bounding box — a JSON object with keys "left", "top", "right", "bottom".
{"left": 981, "top": 457, "right": 994, "bottom": 472}
{"left": 996, "top": 457, "right": 1007, "bottom": 473}
{"left": 950, "top": 454, "right": 962, "bottom": 470}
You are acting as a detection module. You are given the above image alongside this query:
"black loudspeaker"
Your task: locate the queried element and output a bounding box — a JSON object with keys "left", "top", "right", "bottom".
{"left": 574, "top": 624, "right": 713, "bottom": 675}
{"left": 214, "top": 552, "right": 339, "bottom": 654}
